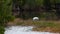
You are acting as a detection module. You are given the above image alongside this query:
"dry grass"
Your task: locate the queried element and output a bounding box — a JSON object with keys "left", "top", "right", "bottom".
{"left": 7, "top": 18, "right": 60, "bottom": 33}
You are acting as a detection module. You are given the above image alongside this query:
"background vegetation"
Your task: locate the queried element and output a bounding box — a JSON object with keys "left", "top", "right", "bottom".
{"left": 0, "top": 0, "right": 60, "bottom": 34}
{"left": 0, "top": 0, "right": 14, "bottom": 34}
{"left": 12, "top": 0, "right": 60, "bottom": 20}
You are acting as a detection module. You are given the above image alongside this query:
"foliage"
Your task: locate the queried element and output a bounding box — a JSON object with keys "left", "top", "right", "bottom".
{"left": 35, "top": 0, "right": 44, "bottom": 6}
{"left": 0, "top": 0, "right": 15, "bottom": 25}
{"left": 0, "top": 0, "right": 14, "bottom": 34}
{"left": 0, "top": 26, "right": 5, "bottom": 34}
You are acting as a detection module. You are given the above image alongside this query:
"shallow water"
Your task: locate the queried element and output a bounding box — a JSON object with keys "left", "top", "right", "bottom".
{"left": 4, "top": 26, "right": 59, "bottom": 34}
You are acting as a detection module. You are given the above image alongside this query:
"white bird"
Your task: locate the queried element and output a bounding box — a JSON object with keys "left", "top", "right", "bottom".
{"left": 33, "top": 17, "right": 39, "bottom": 21}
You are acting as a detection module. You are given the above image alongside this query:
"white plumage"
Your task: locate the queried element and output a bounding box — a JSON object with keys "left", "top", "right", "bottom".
{"left": 33, "top": 17, "right": 39, "bottom": 21}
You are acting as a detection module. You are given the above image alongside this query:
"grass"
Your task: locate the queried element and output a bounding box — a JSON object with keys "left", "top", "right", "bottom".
{"left": 32, "top": 22, "right": 60, "bottom": 33}
{"left": 16, "top": 20, "right": 60, "bottom": 33}
{"left": 8, "top": 18, "right": 60, "bottom": 33}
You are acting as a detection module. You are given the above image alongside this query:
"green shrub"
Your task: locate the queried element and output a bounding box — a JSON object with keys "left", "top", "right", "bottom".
{"left": 0, "top": 0, "right": 15, "bottom": 34}
{"left": 0, "top": 26, "right": 5, "bottom": 34}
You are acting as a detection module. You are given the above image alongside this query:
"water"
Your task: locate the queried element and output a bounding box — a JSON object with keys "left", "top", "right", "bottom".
{"left": 4, "top": 26, "right": 59, "bottom": 34}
